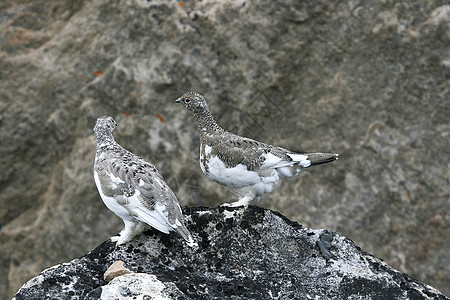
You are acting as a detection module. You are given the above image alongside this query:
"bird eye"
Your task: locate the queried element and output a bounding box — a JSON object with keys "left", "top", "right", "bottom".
{"left": 185, "top": 98, "right": 191, "bottom": 103}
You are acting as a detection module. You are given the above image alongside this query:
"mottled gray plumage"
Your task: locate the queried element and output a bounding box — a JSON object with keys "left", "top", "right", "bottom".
{"left": 93, "top": 116, "right": 196, "bottom": 246}
{"left": 176, "top": 92, "right": 338, "bottom": 206}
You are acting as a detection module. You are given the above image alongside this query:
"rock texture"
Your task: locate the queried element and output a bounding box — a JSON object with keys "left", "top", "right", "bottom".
{"left": 12, "top": 206, "right": 448, "bottom": 300}
{"left": 0, "top": 0, "right": 449, "bottom": 298}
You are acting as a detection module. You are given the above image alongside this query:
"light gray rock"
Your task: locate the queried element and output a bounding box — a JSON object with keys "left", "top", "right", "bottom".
{"left": 0, "top": 0, "right": 448, "bottom": 298}
{"left": 12, "top": 206, "right": 448, "bottom": 299}
{"left": 99, "top": 273, "right": 185, "bottom": 300}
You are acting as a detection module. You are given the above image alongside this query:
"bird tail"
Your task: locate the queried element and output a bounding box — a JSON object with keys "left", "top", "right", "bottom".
{"left": 305, "top": 153, "right": 339, "bottom": 167}
{"left": 175, "top": 226, "right": 198, "bottom": 247}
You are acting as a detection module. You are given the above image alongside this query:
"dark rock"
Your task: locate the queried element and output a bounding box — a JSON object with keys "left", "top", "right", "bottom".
{"left": 13, "top": 206, "right": 447, "bottom": 299}
{"left": 317, "top": 229, "right": 333, "bottom": 260}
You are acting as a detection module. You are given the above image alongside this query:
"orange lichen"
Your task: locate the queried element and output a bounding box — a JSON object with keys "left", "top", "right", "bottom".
{"left": 124, "top": 112, "right": 131, "bottom": 117}
{"left": 156, "top": 113, "right": 164, "bottom": 122}
{"left": 178, "top": 2, "right": 185, "bottom": 7}
{"left": 94, "top": 70, "right": 104, "bottom": 77}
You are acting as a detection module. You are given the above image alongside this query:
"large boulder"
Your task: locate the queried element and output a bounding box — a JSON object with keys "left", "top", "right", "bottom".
{"left": 0, "top": 0, "right": 448, "bottom": 298}
{"left": 13, "top": 206, "right": 448, "bottom": 299}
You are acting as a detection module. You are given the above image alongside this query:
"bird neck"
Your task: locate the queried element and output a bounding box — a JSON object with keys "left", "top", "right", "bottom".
{"left": 95, "top": 131, "right": 115, "bottom": 149}
{"left": 194, "top": 109, "right": 223, "bottom": 135}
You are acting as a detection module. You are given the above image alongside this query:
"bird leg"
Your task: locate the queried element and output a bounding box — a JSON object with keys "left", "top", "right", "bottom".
{"left": 111, "top": 220, "right": 147, "bottom": 245}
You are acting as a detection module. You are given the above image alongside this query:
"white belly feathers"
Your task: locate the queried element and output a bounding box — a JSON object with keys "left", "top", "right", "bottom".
{"left": 200, "top": 145, "right": 268, "bottom": 188}
{"left": 94, "top": 171, "right": 133, "bottom": 221}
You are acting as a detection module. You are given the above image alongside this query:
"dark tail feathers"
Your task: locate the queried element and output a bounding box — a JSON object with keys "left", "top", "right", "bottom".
{"left": 306, "top": 153, "right": 339, "bottom": 167}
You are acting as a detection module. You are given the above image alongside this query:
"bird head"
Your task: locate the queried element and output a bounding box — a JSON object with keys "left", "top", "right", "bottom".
{"left": 175, "top": 92, "right": 209, "bottom": 114}
{"left": 94, "top": 115, "right": 117, "bottom": 134}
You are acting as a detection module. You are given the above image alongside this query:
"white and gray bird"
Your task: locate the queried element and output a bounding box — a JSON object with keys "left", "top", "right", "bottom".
{"left": 175, "top": 92, "right": 339, "bottom": 207}
{"left": 93, "top": 116, "right": 196, "bottom": 246}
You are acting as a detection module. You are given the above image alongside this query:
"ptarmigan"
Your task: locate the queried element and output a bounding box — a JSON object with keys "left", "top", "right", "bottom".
{"left": 93, "top": 116, "right": 196, "bottom": 246}
{"left": 175, "top": 92, "right": 339, "bottom": 207}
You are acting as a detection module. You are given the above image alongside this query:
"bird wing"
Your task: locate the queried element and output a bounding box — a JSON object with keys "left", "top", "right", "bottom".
{"left": 207, "top": 133, "right": 307, "bottom": 171}
{"left": 105, "top": 148, "right": 184, "bottom": 234}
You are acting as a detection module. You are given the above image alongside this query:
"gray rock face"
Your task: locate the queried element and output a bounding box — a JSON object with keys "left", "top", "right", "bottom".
{"left": 0, "top": 0, "right": 449, "bottom": 298}
{"left": 12, "top": 206, "right": 448, "bottom": 300}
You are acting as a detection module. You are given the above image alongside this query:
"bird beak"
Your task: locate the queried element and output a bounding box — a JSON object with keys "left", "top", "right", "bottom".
{"left": 175, "top": 98, "right": 182, "bottom": 104}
